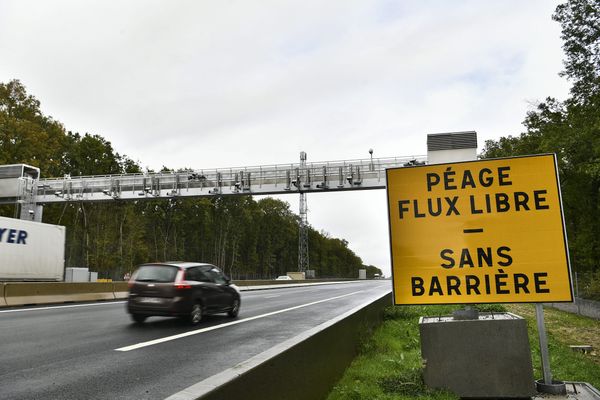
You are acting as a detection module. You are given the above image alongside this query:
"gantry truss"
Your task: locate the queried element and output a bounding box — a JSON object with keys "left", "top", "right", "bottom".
{"left": 0, "top": 154, "right": 426, "bottom": 274}
{"left": 298, "top": 152, "right": 309, "bottom": 272}
{"left": 28, "top": 155, "right": 426, "bottom": 204}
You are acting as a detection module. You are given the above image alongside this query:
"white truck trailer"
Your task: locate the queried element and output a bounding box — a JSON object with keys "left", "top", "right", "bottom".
{"left": 0, "top": 216, "right": 65, "bottom": 281}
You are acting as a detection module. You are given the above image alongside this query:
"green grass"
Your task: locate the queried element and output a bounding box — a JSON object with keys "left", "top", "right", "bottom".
{"left": 326, "top": 304, "right": 600, "bottom": 400}
{"left": 507, "top": 304, "right": 600, "bottom": 387}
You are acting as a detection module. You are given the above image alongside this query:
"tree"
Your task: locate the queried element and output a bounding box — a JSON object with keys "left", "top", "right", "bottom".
{"left": 481, "top": 0, "right": 600, "bottom": 276}
{"left": 63, "top": 132, "right": 123, "bottom": 176}
{"left": 365, "top": 265, "right": 384, "bottom": 279}
{"left": 553, "top": 0, "right": 600, "bottom": 103}
{"left": 0, "top": 80, "right": 67, "bottom": 176}
{"left": 0, "top": 80, "right": 140, "bottom": 178}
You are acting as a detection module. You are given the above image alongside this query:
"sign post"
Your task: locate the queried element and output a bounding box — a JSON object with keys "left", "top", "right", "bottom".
{"left": 386, "top": 154, "right": 573, "bottom": 394}
{"left": 535, "top": 303, "right": 553, "bottom": 385}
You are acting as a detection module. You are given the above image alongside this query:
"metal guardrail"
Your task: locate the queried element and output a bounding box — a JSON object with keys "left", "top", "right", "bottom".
{"left": 32, "top": 155, "right": 426, "bottom": 203}
{"left": 546, "top": 297, "right": 600, "bottom": 320}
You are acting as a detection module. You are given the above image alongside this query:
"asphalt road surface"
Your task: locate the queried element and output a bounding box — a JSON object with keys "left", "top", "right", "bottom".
{"left": 0, "top": 280, "right": 391, "bottom": 400}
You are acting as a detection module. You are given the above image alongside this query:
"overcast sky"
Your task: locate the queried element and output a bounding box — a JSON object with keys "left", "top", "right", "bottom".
{"left": 1, "top": 0, "right": 571, "bottom": 276}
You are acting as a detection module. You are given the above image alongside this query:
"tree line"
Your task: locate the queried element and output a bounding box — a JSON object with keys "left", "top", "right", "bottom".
{"left": 481, "top": 0, "right": 600, "bottom": 299}
{"left": 0, "top": 80, "right": 382, "bottom": 280}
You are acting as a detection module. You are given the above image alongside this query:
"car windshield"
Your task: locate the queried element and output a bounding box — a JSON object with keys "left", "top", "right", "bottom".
{"left": 134, "top": 265, "right": 179, "bottom": 283}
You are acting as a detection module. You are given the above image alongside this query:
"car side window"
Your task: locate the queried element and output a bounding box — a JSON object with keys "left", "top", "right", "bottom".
{"left": 184, "top": 267, "right": 206, "bottom": 282}
{"left": 197, "top": 269, "right": 212, "bottom": 282}
{"left": 185, "top": 267, "right": 199, "bottom": 281}
{"left": 201, "top": 266, "right": 227, "bottom": 285}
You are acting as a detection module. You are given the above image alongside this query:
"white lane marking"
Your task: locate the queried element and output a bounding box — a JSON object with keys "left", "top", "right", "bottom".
{"left": 238, "top": 280, "right": 364, "bottom": 291}
{"left": 115, "top": 290, "right": 364, "bottom": 352}
{"left": 0, "top": 301, "right": 126, "bottom": 314}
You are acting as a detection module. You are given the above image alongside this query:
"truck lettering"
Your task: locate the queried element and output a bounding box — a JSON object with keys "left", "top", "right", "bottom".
{"left": 0, "top": 228, "right": 28, "bottom": 244}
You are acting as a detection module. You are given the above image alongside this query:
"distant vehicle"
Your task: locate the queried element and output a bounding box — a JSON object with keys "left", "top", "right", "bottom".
{"left": 275, "top": 275, "right": 293, "bottom": 281}
{"left": 127, "top": 262, "right": 240, "bottom": 324}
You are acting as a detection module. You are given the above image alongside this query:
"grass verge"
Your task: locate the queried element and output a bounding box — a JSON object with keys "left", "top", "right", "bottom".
{"left": 506, "top": 303, "right": 600, "bottom": 386}
{"left": 326, "top": 304, "right": 600, "bottom": 400}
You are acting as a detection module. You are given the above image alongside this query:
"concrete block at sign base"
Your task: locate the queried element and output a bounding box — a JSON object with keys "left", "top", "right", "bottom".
{"left": 419, "top": 313, "right": 535, "bottom": 398}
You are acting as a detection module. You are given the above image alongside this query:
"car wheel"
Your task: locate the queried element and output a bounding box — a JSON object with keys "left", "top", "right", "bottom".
{"left": 228, "top": 297, "right": 240, "bottom": 318}
{"left": 189, "top": 303, "right": 203, "bottom": 325}
{"left": 131, "top": 314, "right": 147, "bottom": 323}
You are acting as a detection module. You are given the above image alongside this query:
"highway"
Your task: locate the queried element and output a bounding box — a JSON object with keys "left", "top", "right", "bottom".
{"left": 0, "top": 280, "right": 390, "bottom": 400}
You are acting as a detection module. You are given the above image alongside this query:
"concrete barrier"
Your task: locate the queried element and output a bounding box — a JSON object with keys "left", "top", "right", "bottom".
{"left": 113, "top": 282, "right": 129, "bottom": 299}
{"left": 3, "top": 282, "right": 115, "bottom": 306}
{"left": 166, "top": 290, "right": 392, "bottom": 400}
{"left": 0, "top": 283, "right": 6, "bottom": 307}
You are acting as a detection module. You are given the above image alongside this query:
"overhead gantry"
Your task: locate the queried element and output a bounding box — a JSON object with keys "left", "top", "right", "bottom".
{"left": 0, "top": 131, "right": 478, "bottom": 276}
{"left": 36, "top": 155, "right": 425, "bottom": 203}
{"left": 0, "top": 153, "right": 426, "bottom": 274}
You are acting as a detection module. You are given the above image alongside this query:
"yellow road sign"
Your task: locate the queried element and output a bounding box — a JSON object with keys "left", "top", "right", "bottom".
{"left": 386, "top": 154, "right": 573, "bottom": 305}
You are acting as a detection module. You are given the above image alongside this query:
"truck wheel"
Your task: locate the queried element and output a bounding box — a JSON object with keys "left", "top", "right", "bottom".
{"left": 131, "top": 314, "right": 147, "bottom": 323}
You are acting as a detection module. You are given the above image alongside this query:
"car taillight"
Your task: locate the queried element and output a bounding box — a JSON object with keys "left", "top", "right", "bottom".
{"left": 174, "top": 269, "right": 191, "bottom": 290}
{"left": 175, "top": 283, "right": 192, "bottom": 289}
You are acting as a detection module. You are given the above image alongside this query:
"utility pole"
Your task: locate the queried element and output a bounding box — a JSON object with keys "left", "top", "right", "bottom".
{"left": 298, "top": 151, "right": 309, "bottom": 272}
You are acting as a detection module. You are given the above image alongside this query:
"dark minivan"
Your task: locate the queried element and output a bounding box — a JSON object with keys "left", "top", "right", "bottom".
{"left": 127, "top": 262, "right": 240, "bottom": 324}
